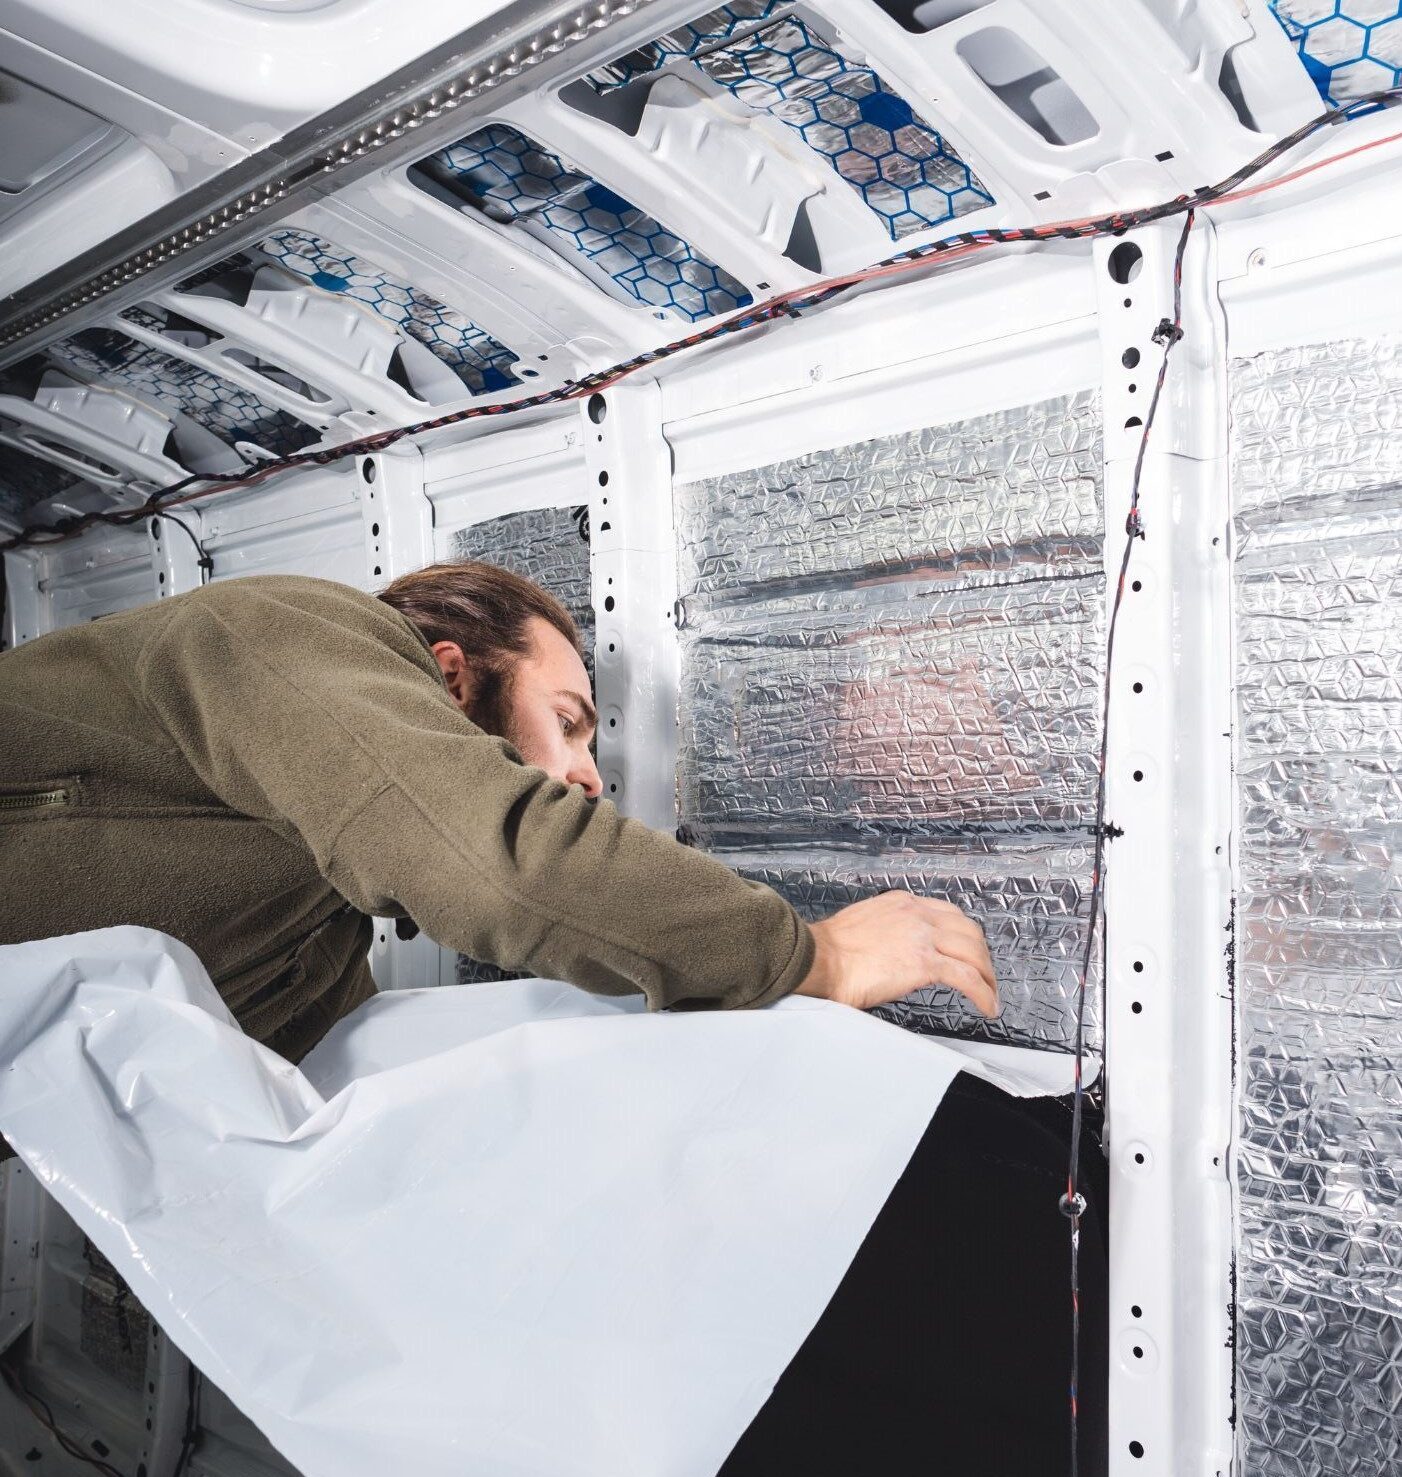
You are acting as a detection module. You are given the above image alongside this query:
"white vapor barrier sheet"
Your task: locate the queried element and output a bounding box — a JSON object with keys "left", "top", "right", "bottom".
{"left": 0, "top": 927, "right": 1086, "bottom": 1477}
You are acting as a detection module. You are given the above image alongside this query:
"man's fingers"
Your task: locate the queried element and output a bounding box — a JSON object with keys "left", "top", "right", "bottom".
{"left": 935, "top": 954, "right": 1000, "bottom": 1019}
{"left": 827, "top": 891, "right": 998, "bottom": 1013}
{"left": 929, "top": 926, "right": 997, "bottom": 991}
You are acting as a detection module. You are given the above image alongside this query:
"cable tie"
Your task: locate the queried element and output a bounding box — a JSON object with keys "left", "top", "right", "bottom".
{"left": 1152, "top": 317, "right": 1184, "bottom": 346}
{"left": 1059, "top": 1191, "right": 1087, "bottom": 1219}
{"left": 1125, "top": 508, "right": 1145, "bottom": 539}
{"left": 1100, "top": 821, "right": 1124, "bottom": 841}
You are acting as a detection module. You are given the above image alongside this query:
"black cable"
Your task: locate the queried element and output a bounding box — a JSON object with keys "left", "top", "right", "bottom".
{"left": 0, "top": 1357, "right": 129, "bottom": 1477}
{"left": 153, "top": 510, "right": 213, "bottom": 582}
{"left": 1061, "top": 206, "right": 1197, "bottom": 1477}
{"left": 170, "top": 1360, "right": 201, "bottom": 1477}
{"left": 1, "top": 88, "right": 1397, "bottom": 560}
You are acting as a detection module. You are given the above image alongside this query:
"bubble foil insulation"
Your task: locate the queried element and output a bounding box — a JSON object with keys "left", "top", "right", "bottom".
{"left": 450, "top": 505, "right": 594, "bottom": 984}
{"left": 675, "top": 390, "right": 1105, "bottom": 1052}
{"left": 1231, "top": 336, "right": 1402, "bottom": 1476}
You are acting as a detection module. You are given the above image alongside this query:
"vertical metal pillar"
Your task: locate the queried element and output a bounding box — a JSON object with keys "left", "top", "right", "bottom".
{"left": 352, "top": 439, "right": 458, "bottom": 989}
{"left": 357, "top": 441, "right": 432, "bottom": 588}
{"left": 0, "top": 1162, "right": 40, "bottom": 1356}
{"left": 1094, "top": 219, "right": 1236, "bottom": 1475}
{"left": 146, "top": 507, "right": 208, "bottom": 598}
{"left": 2, "top": 550, "right": 49, "bottom": 647}
{"left": 579, "top": 381, "right": 680, "bottom": 832}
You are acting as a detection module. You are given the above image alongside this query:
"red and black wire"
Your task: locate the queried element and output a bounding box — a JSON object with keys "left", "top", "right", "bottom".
{"left": 2, "top": 88, "right": 1398, "bottom": 558}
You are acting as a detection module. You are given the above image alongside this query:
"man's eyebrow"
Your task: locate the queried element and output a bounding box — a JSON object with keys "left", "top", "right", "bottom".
{"left": 557, "top": 690, "right": 597, "bottom": 729}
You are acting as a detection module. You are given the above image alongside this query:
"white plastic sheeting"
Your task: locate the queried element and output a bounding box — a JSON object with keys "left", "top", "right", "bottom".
{"left": 0, "top": 927, "right": 1085, "bottom": 1477}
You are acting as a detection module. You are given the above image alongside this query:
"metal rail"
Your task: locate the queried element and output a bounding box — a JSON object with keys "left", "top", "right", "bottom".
{"left": 0, "top": 0, "right": 662, "bottom": 364}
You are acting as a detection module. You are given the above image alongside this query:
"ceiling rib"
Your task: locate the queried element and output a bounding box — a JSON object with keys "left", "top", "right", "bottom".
{"left": 0, "top": 0, "right": 665, "bottom": 364}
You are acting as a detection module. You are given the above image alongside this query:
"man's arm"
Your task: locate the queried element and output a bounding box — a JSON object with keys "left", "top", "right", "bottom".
{"left": 135, "top": 577, "right": 812, "bottom": 1010}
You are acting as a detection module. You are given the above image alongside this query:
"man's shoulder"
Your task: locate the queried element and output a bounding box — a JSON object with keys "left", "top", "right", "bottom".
{"left": 163, "top": 576, "right": 435, "bottom": 664}
{"left": 182, "top": 574, "right": 376, "bottom": 614}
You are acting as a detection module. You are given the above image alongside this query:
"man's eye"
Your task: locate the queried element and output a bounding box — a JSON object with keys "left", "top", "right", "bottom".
{"left": 559, "top": 714, "right": 574, "bottom": 737}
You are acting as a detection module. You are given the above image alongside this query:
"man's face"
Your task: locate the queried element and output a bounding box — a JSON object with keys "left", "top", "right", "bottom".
{"left": 433, "top": 618, "right": 602, "bottom": 799}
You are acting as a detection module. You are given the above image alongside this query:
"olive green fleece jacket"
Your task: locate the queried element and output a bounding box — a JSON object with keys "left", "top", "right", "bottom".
{"left": 0, "top": 574, "right": 815, "bottom": 1065}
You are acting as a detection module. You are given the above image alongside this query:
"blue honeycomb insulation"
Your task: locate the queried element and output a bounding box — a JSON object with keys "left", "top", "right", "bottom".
{"left": 47, "top": 328, "right": 320, "bottom": 459}
{"left": 587, "top": 0, "right": 793, "bottom": 89}
{"left": 586, "top": 0, "right": 993, "bottom": 241}
{"left": 257, "top": 230, "right": 520, "bottom": 396}
{"left": 423, "top": 126, "right": 752, "bottom": 321}
{"left": 1269, "top": 1, "right": 1402, "bottom": 105}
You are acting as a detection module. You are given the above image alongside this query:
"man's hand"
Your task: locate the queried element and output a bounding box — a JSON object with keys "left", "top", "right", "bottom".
{"left": 794, "top": 892, "right": 999, "bottom": 1018}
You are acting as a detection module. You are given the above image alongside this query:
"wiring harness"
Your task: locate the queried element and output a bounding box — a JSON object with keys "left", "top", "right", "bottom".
{"left": 1, "top": 88, "right": 1398, "bottom": 558}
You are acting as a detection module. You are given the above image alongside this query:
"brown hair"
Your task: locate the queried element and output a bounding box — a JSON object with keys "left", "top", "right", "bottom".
{"left": 378, "top": 561, "right": 582, "bottom": 731}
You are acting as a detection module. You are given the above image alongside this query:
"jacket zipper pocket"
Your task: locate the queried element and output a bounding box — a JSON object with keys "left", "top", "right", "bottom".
{"left": 0, "top": 787, "right": 71, "bottom": 811}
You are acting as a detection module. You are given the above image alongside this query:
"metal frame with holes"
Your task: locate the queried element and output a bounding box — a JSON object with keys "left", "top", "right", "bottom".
{"left": 580, "top": 381, "right": 679, "bottom": 830}
{"left": 1093, "top": 220, "right": 1236, "bottom": 1477}
{"left": 0, "top": 1162, "right": 41, "bottom": 1359}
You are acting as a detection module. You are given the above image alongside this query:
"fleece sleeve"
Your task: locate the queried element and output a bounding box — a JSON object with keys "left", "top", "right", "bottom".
{"left": 135, "top": 575, "right": 814, "bottom": 1011}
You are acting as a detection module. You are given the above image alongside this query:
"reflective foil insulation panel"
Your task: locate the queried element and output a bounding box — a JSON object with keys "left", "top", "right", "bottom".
{"left": 1231, "top": 334, "right": 1402, "bottom": 1476}
{"left": 675, "top": 390, "right": 1105, "bottom": 1052}
{"left": 450, "top": 503, "right": 594, "bottom": 660}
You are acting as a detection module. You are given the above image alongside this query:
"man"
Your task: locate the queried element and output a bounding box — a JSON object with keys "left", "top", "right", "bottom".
{"left": 0, "top": 562, "right": 1106, "bottom": 1474}
{"left": 0, "top": 562, "right": 997, "bottom": 1063}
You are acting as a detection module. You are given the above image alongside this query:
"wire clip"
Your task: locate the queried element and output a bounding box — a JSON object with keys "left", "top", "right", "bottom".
{"left": 1059, "top": 1191, "right": 1088, "bottom": 1219}
{"left": 1152, "top": 317, "right": 1184, "bottom": 346}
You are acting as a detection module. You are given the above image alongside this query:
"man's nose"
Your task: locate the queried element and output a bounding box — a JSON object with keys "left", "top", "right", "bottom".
{"left": 570, "top": 751, "right": 603, "bottom": 800}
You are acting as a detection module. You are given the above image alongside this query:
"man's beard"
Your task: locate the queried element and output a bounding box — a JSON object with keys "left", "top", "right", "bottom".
{"left": 466, "top": 668, "right": 526, "bottom": 756}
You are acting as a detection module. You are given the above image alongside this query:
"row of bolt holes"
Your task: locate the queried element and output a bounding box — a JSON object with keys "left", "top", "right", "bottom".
{"left": 1119, "top": 246, "right": 1150, "bottom": 1036}
{"left": 590, "top": 395, "right": 622, "bottom": 796}
{"left": 150, "top": 518, "right": 170, "bottom": 592}
{"left": 1112, "top": 241, "right": 1152, "bottom": 1467}
{"left": 361, "top": 460, "right": 383, "bottom": 578}
{"left": 1111, "top": 241, "right": 1148, "bottom": 433}
{"left": 588, "top": 391, "right": 679, "bottom": 796}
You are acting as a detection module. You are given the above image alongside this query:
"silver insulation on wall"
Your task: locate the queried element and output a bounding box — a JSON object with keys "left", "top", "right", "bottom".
{"left": 675, "top": 391, "right": 1105, "bottom": 1052}
{"left": 450, "top": 503, "right": 594, "bottom": 662}
{"left": 1231, "top": 335, "right": 1402, "bottom": 1476}
{"left": 449, "top": 505, "right": 594, "bottom": 984}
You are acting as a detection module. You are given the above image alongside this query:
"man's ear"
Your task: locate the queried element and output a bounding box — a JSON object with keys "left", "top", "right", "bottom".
{"left": 430, "top": 641, "right": 476, "bottom": 710}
